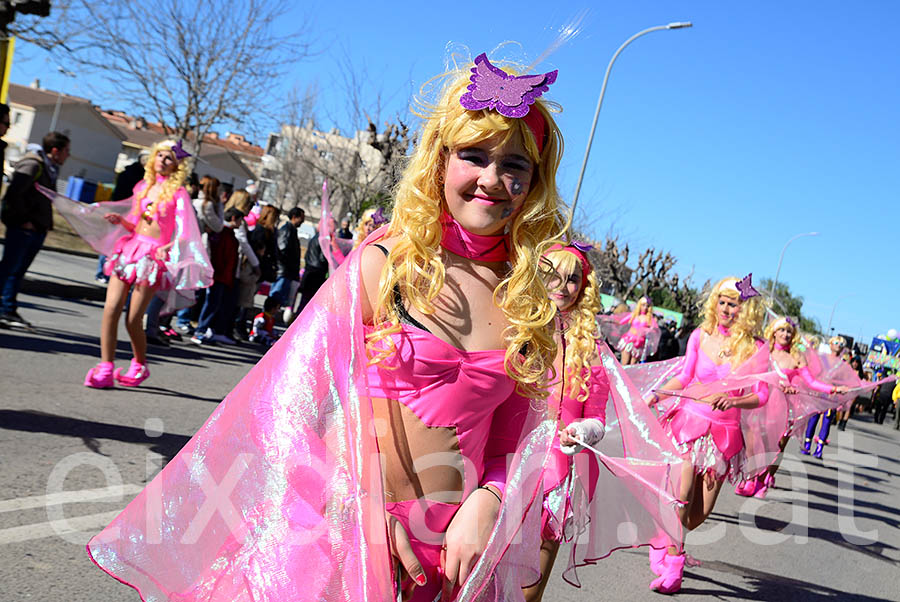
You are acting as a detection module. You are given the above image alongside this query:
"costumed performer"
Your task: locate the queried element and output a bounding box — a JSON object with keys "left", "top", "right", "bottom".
{"left": 600, "top": 295, "right": 661, "bottom": 365}
{"left": 354, "top": 206, "right": 389, "bottom": 249}
{"left": 85, "top": 52, "right": 566, "bottom": 602}
{"left": 524, "top": 243, "right": 684, "bottom": 601}
{"left": 41, "top": 140, "right": 211, "bottom": 388}
{"left": 643, "top": 274, "right": 784, "bottom": 593}
{"left": 734, "top": 316, "right": 847, "bottom": 497}
{"left": 801, "top": 336, "right": 848, "bottom": 458}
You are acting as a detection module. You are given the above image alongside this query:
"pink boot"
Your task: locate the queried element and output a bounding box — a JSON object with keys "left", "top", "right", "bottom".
{"left": 649, "top": 552, "right": 685, "bottom": 594}
{"left": 114, "top": 359, "right": 150, "bottom": 387}
{"left": 649, "top": 546, "right": 667, "bottom": 576}
{"left": 84, "top": 361, "right": 115, "bottom": 388}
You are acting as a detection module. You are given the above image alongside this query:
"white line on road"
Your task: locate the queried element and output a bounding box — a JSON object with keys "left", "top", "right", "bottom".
{"left": 0, "top": 510, "right": 122, "bottom": 545}
{"left": 0, "top": 484, "right": 143, "bottom": 513}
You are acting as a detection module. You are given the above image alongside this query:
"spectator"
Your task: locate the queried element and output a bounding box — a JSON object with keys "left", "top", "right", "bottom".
{"left": 296, "top": 224, "right": 328, "bottom": 316}
{"left": 270, "top": 207, "right": 304, "bottom": 307}
{"left": 249, "top": 204, "right": 280, "bottom": 284}
{"left": 0, "top": 103, "right": 9, "bottom": 176}
{"left": 187, "top": 173, "right": 200, "bottom": 199}
{"left": 226, "top": 190, "right": 261, "bottom": 339}
{"left": 337, "top": 218, "right": 353, "bottom": 239}
{"left": 248, "top": 295, "right": 280, "bottom": 348}
{"left": 194, "top": 175, "right": 224, "bottom": 251}
{"left": 219, "top": 181, "right": 234, "bottom": 205}
{"left": 0, "top": 132, "right": 71, "bottom": 328}
{"left": 192, "top": 208, "right": 243, "bottom": 345}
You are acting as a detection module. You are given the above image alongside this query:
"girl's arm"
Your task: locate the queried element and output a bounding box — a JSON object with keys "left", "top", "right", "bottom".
{"left": 650, "top": 329, "right": 699, "bottom": 404}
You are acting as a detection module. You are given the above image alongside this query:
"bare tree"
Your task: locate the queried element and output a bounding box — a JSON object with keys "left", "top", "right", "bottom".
{"left": 49, "top": 0, "right": 313, "bottom": 149}
{"left": 6, "top": 1, "right": 75, "bottom": 51}
{"left": 269, "top": 53, "right": 413, "bottom": 221}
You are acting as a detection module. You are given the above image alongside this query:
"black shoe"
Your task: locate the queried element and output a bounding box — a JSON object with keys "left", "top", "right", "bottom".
{"left": 0, "top": 311, "right": 33, "bottom": 329}
{"left": 146, "top": 334, "right": 170, "bottom": 347}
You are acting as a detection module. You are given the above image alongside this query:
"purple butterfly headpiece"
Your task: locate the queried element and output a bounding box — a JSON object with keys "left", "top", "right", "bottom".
{"left": 734, "top": 272, "right": 760, "bottom": 301}
{"left": 569, "top": 240, "right": 594, "bottom": 253}
{"left": 459, "top": 54, "right": 558, "bottom": 152}
{"left": 370, "top": 207, "right": 388, "bottom": 227}
{"left": 785, "top": 316, "right": 798, "bottom": 330}
{"left": 171, "top": 140, "right": 192, "bottom": 161}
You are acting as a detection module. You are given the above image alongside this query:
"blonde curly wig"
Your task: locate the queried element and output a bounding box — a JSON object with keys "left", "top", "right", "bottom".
{"left": 699, "top": 276, "right": 766, "bottom": 366}
{"left": 130, "top": 140, "right": 191, "bottom": 220}
{"left": 366, "top": 60, "right": 566, "bottom": 399}
{"left": 764, "top": 317, "right": 804, "bottom": 366}
{"left": 545, "top": 248, "right": 602, "bottom": 403}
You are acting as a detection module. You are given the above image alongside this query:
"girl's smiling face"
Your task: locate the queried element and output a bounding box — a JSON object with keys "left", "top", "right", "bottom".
{"left": 443, "top": 133, "right": 534, "bottom": 236}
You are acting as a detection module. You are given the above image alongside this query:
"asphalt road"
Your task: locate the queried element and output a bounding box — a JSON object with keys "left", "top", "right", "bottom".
{"left": 1, "top": 247, "right": 898, "bottom": 601}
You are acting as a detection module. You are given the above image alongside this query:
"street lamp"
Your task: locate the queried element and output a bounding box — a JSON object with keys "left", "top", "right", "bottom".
{"left": 568, "top": 21, "right": 692, "bottom": 224}
{"left": 48, "top": 65, "right": 76, "bottom": 132}
{"left": 769, "top": 231, "right": 819, "bottom": 299}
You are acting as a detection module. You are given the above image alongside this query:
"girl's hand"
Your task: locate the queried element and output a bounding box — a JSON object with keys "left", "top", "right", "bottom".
{"left": 388, "top": 515, "right": 426, "bottom": 597}
{"left": 441, "top": 486, "right": 501, "bottom": 595}
{"left": 834, "top": 385, "right": 849, "bottom": 395}
{"left": 104, "top": 213, "right": 123, "bottom": 225}
{"left": 704, "top": 392, "right": 732, "bottom": 411}
{"left": 155, "top": 243, "right": 173, "bottom": 261}
{"left": 780, "top": 384, "right": 799, "bottom": 395}
{"left": 559, "top": 425, "right": 577, "bottom": 448}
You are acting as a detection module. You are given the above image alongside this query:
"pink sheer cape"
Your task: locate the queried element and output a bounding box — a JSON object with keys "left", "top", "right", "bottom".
{"left": 85, "top": 225, "right": 557, "bottom": 602}
{"left": 779, "top": 350, "right": 895, "bottom": 437}
{"left": 598, "top": 312, "right": 661, "bottom": 358}
{"left": 625, "top": 339, "right": 789, "bottom": 482}
{"left": 39, "top": 183, "right": 212, "bottom": 313}
{"left": 559, "top": 341, "right": 685, "bottom": 586}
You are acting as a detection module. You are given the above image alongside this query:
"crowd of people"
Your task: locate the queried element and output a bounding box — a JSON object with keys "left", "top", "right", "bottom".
{"left": 1, "top": 52, "right": 898, "bottom": 602}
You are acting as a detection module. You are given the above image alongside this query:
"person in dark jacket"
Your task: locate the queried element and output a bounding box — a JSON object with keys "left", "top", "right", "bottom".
{"left": 270, "top": 206, "right": 304, "bottom": 306}
{"left": 192, "top": 208, "right": 243, "bottom": 345}
{"left": 296, "top": 228, "right": 328, "bottom": 315}
{"left": 0, "top": 104, "right": 10, "bottom": 178}
{"left": 0, "top": 132, "right": 70, "bottom": 328}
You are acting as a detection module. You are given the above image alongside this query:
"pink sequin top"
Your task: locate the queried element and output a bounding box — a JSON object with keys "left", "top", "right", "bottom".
{"left": 125, "top": 179, "right": 182, "bottom": 244}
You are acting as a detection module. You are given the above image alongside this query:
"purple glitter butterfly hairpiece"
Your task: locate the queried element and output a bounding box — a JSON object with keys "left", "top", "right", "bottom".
{"left": 734, "top": 272, "right": 760, "bottom": 301}
{"left": 172, "top": 140, "right": 192, "bottom": 161}
{"left": 371, "top": 207, "right": 387, "bottom": 226}
{"left": 569, "top": 240, "right": 594, "bottom": 253}
{"left": 785, "top": 316, "right": 798, "bottom": 329}
{"left": 459, "top": 53, "right": 558, "bottom": 119}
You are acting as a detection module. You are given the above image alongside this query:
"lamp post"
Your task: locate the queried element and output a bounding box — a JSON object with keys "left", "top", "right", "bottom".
{"left": 48, "top": 66, "right": 76, "bottom": 132}
{"left": 569, "top": 21, "right": 692, "bottom": 222}
{"left": 769, "top": 231, "right": 819, "bottom": 299}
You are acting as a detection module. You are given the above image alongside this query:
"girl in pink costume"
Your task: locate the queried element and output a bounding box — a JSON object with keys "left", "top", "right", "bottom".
{"left": 86, "top": 54, "right": 566, "bottom": 602}
{"left": 524, "top": 244, "right": 684, "bottom": 601}
{"left": 44, "top": 140, "right": 211, "bottom": 388}
{"left": 601, "top": 296, "right": 660, "bottom": 364}
{"left": 644, "top": 275, "right": 782, "bottom": 593}
{"left": 734, "top": 317, "right": 850, "bottom": 498}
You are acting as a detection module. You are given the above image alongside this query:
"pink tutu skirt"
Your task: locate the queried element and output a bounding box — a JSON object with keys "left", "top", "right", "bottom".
{"left": 661, "top": 399, "right": 744, "bottom": 481}
{"left": 104, "top": 233, "right": 171, "bottom": 289}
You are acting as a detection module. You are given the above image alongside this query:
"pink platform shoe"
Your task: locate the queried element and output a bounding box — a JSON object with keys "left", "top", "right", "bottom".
{"left": 649, "top": 552, "right": 685, "bottom": 594}
{"left": 734, "top": 479, "right": 759, "bottom": 497}
{"left": 84, "top": 361, "right": 115, "bottom": 389}
{"left": 114, "top": 359, "right": 150, "bottom": 387}
{"left": 649, "top": 546, "right": 667, "bottom": 576}
{"left": 754, "top": 473, "right": 775, "bottom": 499}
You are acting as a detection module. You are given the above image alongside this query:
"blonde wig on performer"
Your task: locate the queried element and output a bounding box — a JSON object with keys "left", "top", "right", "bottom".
{"left": 353, "top": 207, "right": 379, "bottom": 250}
{"left": 131, "top": 140, "right": 191, "bottom": 220}
{"left": 630, "top": 295, "right": 653, "bottom": 324}
{"left": 545, "top": 248, "right": 602, "bottom": 403}
{"left": 765, "top": 317, "right": 804, "bottom": 365}
{"left": 829, "top": 335, "right": 847, "bottom": 348}
{"left": 367, "top": 62, "right": 566, "bottom": 398}
{"left": 699, "top": 276, "right": 766, "bottom": 366}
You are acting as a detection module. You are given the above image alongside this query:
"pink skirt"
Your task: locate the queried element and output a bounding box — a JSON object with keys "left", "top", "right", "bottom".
{"left": 104, "top": 233, "right": 171, "bottom": 289}
{"left": 661, "top": 399, "right": 744, "bottom": 481}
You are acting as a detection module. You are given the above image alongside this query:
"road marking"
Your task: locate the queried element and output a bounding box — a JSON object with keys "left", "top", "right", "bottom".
{"left": 0, "top": 484, "right": 142, "bottom": 513}
{"left": 0, "top": 510, "right": 122, "bottom": 545}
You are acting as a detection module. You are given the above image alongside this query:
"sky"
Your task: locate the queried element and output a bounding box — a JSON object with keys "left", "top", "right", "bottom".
{"left": 10, "top": 1, "right": 900, "bottom": 345}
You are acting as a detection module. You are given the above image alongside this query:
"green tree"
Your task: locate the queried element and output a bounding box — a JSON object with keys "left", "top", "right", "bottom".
{"left": 760, "top": 277, "right": 822, "bottom": 334}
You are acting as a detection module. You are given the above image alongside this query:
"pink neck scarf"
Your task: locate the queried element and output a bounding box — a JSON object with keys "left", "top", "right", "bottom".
{"left": 717, "top": 324, "right": 731, "bottom": 337}
{"left": 774, "top": 342, "right": 790, "bottom": 351}
{"left": 440, "top": 213, "right": 509, "bottom": 262}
